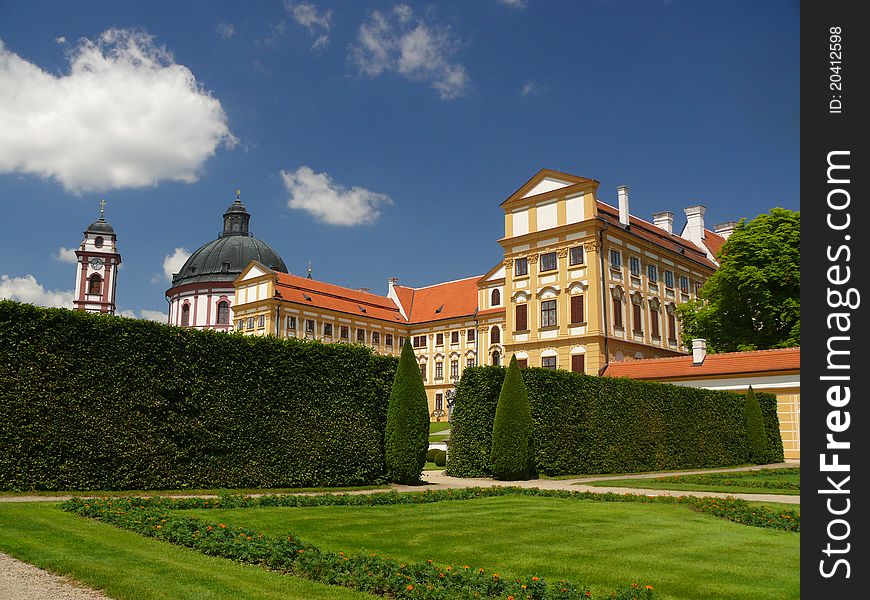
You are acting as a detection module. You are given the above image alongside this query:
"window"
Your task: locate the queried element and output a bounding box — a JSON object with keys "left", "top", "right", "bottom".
{"left": 246, "top": 317, "right": 254, "bottom": 329}
{"left": 94, "top": 236, "right": 104, "bottom": 248}
{"left": 569, "top": 246, "right": 584, "bottom": 266}
{"left": 515, "top": 304, "right": 528, "bottom": 331}
{"left": 517, "top": 358, "right": 528, "bottom": 369}
{"left": 664, "top": 270, "right": 674, "bottom": 288}
{"left": 541, "top": 299, "right": 557, "bottom": 327}
{"left": 236, "top": 320, "right": 243, "bottom": 331}
{"left": 571, "top": 354, "right": 585, "bottom": 373}
{"left": 323, "top": 323, "right": 333, "bottom": 337}
{"left": 181, "top": 303, "right": 190, "bottom": 327}
{"left": 385, "top": 334, "right": 393, "bottom": 346}
{"left": 287, "top": 315, "right": 297, "bottom": 330}
{"left": 629, "top": 257, "right": 641, "bottom": 276}
{"left": 451, "top": 331, "right": 459, "bottom": 344}
{"left": 466, "top": 329, "right": 475, "bottom": 342}
{"left": 491, "top": 288, "right": 501, "bottom": 306}
{"left": 632, "top": 303, "right": 643, "bottom": 334}
{"left": 356, "top": 328, "right": 366, "bottom": 343}
{"left": 257, "top": 315, "right": 265, "bottom": 328}
{"left": 420, "top": 362, "right": 426, "bottom": 379}
{"left": 435, "top": 362, "right": 443, "bottom": 380}
{"left": 413, "top": 335, "right": 426, "bottom": 348}
{"left": 651, "top": 307, "right": 660, "bottom": 338}
{"left": 340, "top": 325, "right": 349, "bottom": 340}
{"left": 398, "top": 336, "right": 406, "bottom": 348}
{"left": 87, "top": 274, "right": 102, "bottom": 295}
{"left": 450, "top": 360, "right": 459, "bottom": 380}
{"left": 216, "top": 301, "right": 230, "bottom": 325}
{"left": 492, "top": 351, "right": 501, "bottom": 366}
{"left": 542, "top": 356, "right": 557, "bottom": 370}
{"left": 467, "top": 357, "right": 475, "bottom": 368}
{"left": 435, "top": 393, "right": 443, "bottom": 411}
{"left": 680, "top": 276, "right": 689, "bottom": 293}
{"left": 613, "top": 298, "right": 623, "bottom": 329}
{"left": 694, "top": 281, "right": 703, "bottom": 296}
{"left": 540, "top": 252, "right": 557, "bottom": 272}
{"left": 306, "top": 319, "right": 315, "bottom": 334}
{"left": 610, "top": 250, "right": 621, "bottom": 270}
{"left": 490, "top": 326, "right": 500, "bottom": 344}
{"left": 570, "top": 295, "right": 584, "bottom": 323}
{"left": 436, "top": 333, "right": 444, "bottom": 346}
{"left": 372, "top": 331, "right": 380, "bottom": 345}
{"left": 515, "top": 257, "right": 528, "bottom": 277}
{"left": 647, "top": 264, "right": 658, "bottom": 283}
{"left": 668, "top": 313, "right": 677, "bottom": 342}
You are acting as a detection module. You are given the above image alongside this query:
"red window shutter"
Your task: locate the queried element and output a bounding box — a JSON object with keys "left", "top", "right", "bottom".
{"left": 633, "top": 304, "right": 642, "bottom": 333}
{"left": 651, "top": 311, "right": 659, "bottom": 337}
{"left": 570, "top": 295, "right": 584, "bottom": 323}
{"left": 571, "top": 354, "right": 585, "bottom": 373}
{"left": 613, "top": 299, "right": 622, "bottom": 328}
{"left": 515, "top": 304, "right": 528, "bottom": 331}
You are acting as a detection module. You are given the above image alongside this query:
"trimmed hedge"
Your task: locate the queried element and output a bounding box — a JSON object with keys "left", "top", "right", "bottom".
{"left": 0, "top": 301, "right": 397, "bottom": 491}
{"left": 447, "top": 366, "right": 784, "bottom": 477}
{"left": 490, "top": 355, "right": 534, "bottom": 480}
{"left": 384, "top": 339, "right": 429, "bottom": 484}
{"left": 744, "top": 386, "right": 770, "bottom": 464}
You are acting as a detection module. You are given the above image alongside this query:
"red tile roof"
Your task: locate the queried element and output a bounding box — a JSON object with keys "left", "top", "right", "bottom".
{"left": 596, "top": 201, "right": 717, "bottom": 270}
{"left": 602, "top": 347, "right": 800, "bottom": 380}
{"left": 476, "top": 306, "right": 506, "bottom": 317}
{"left": 275, "top": 272, "right": 405, "bottom": 323}
{"left": 394, "top": 276, "right": 482, "bottom": 324}
{"left": 703, "top": 228, "right": 727, "bottom": 260}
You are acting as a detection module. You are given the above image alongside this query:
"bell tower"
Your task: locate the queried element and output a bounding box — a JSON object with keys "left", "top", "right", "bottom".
{"left": 73, "top": 200, "right": 121, "bottom": 314}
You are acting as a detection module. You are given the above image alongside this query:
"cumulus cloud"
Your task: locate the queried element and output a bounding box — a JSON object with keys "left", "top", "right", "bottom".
{"left": 161, "top": 247, "right": 191, "bottom": 283}
{"left": 286, "top": 2, "right": 332, "bottom": 49}
{"left": 497, "top": 0, "right": 527, "bottom": 8}
{"left": 216, "top": 22, "right": 235, "bottom": 39}
{"left": 281, "top": 166, "right": 392, "bottom": 226}
{"left": 0, "top": 274, "right": 74, "bottom": 308}
{"left": 53, "top": 246, "right": 79, "bottom": 264}
{"left": 0, "top": 29, "right": 235, "bottom": 193}
{"left": 350, "top": 4, "right": 469, "bottom": 100}
{"left": 119, "top": 308, "right": 166, "bottom": 322}
{"left": 520, "top": 80, "right": 544, "bottom": 96}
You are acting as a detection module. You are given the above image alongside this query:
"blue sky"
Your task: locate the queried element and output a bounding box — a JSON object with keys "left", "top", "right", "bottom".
{"left": 0, "top": 0, "right": 799, "bottom": 320}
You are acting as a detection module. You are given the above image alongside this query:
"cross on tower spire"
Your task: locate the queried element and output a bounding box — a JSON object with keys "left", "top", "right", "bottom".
{"left": 99, "top": 199, "right": 106, "bottom": 220}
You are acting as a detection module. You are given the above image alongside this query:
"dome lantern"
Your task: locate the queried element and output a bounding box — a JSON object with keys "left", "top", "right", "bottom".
{"left": 222, "top": 189, "right": 250, "bottom": 237}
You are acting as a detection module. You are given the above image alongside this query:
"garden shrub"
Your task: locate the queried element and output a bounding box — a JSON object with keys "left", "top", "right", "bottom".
{"left": 490, "top": 355, "right": 534, "bottom": 480}
{"left": 426, "top": 449, "right": 438, "bottom": 463}
{"left": 433, "top": 450, "right": 447, "bottom": 467}
{"left": 744, "top": 386, "right": 769, "bottom": 464}
{"left": 448, "top": 366, "right": 784, "bottom": 477}
{"left": 0, "top": 301, "right": 397, "bottom": 491}
{"left": 384, "top": 339, "right": 430, "bottom": 484}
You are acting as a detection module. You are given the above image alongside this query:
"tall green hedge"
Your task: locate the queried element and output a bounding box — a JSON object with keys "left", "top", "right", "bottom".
{"left": 384, "top": 339, "right": 430, "bottom": 484}
{"left": 446, "top": 366, "right": 784, "bottom": 477}
{"left": 490, "top": 355, "right": 533, "bottom": 480}
{"left": 0, "top": 301, "right": 397, "bottom": 491}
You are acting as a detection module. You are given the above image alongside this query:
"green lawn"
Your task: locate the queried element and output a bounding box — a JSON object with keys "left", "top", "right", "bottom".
{"left": 585, "top": 468, "right": 800, "bottom": 495}
{"left": 428, "top": 421, "right": 451, "bottom": 442}
{"left": 423, "top": 461, "right": 445, "bottom": 471}
{"left": 185, "top": 496, "right": 799, "bottom": 600}
{"left": 0, "top": 502, "right": 371, "bottom": 600}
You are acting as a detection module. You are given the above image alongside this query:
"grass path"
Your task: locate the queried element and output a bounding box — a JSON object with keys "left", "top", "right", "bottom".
{"left": 584, "top": 468, "right": 800, "bottom": 495}
{"left": 0, "top": 502, "right": 371, "bottom": 600}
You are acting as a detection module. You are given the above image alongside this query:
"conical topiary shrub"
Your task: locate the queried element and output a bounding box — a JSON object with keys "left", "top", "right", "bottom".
{"left": 744, "top": 386, "right": 769, "bottom": 464}
{"left": 490, "top": 354, "right": 534, "bottom": 480}
{"left": 384, "top": 338, "right": 430, "bottom": 484}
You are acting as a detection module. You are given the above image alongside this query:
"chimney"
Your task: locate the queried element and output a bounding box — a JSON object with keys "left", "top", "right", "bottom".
{"left": 682, "top": 205, "right": 706, "bottom": 245}
{"left": 652, "top": 211, "right": 674, "bottom": 235}
{"left": 617, "top": 185, "right": 630, "bottom": 226}
{"left": 713, "top": 221, "right": 738, "bottom": 240}
{"left": 387, "top": 277, "right": 399, "bottom": 294}
{"left": 692, "top": 339, "right": 707, "bottom": 365}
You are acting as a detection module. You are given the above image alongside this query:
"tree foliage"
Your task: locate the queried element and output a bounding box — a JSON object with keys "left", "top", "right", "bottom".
{"left": 677, "top": 208, "right": 800, "bottom": 352}
{"left": 490, "top": 355, "right": 534, "bottom": 480}
{"left": 384, "top": 338, "right": 430, "bottom": 484}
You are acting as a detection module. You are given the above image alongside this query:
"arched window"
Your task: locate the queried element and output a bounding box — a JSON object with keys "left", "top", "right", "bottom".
{"left": 216, "top": 301, "right": 230, "bottom": 325}
{"left": 181, "top": 303, "right": 190, "bottom": 327}
{"left": 491, "top": 288, "right": 501, "bottom": 306}
{"left": 490, "top": 325, "right": 500, "bottom": 344}
{"left": 492, "top": 351, "right": 501, "bottom": 366}
{"left": 87, "top": 274, "right": 102, "bottom": 295}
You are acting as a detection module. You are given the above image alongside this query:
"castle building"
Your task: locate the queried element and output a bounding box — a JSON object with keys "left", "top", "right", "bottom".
{"left": 73, "top": 200, "right": 121, "bottom": 315}
{"left": 233, "top": 169, "right": 734, "bottom": 420}
{"left": 165, "top": 192, "right": 288, "bottom": 329}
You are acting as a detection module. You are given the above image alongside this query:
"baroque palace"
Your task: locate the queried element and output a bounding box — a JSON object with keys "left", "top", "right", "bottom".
{"left": 226, "top": 169, "right": 731, "bottom": 418}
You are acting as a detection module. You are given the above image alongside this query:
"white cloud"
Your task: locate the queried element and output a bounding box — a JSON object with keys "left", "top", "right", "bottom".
{"left": 0, "top": 274, "right": 73, "bottom": 308}
{"left": 281, "top": 166, "right": 392, "bottom": 226}
{"left": 0, "top": 29, "right": 235, "bottom": 193}
{"left": 161, "top": 247, "right": 191, "bottom": 283}
{"left": 216, "top": 22, "right": 235, "bottom": 39}
{"left": 497, "top": 0, "right": 527, "bottom": 8}
{"left": 350, "top": 4, "right": 469, "bottom": 100}
{"left": 286, "top": 2, "right": 332, "bottom": 49}
{"left": 53, "top": 246, "right": 79, "bottom": 264}
{"left": 119, "top": 308, "right": 166, "bottom": 322}
{"left": 520, "top": 80, "right": 544, "bottom": 96}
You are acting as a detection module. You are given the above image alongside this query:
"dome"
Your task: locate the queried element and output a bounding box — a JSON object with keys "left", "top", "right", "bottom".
{"left": 86, "top": 218, "right": 115, "bottom": 234}
{"left": 170, "top": 234, "right": 288, "bottom": 287}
